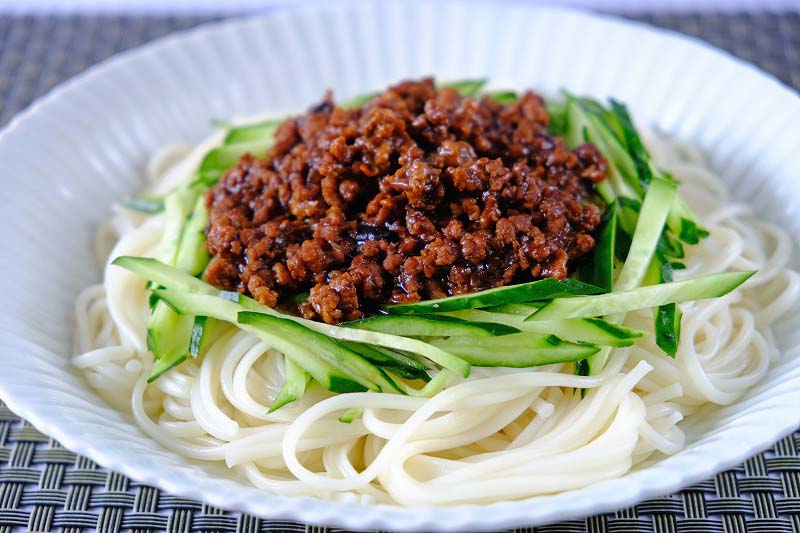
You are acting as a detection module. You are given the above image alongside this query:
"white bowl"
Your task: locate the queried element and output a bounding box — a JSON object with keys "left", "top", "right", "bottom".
{"left": 1, "top": 2, "right": 799, "bottom": 531}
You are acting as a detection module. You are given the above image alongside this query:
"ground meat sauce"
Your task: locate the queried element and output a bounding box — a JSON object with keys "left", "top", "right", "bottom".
{"left": 204, "top": 78, "right": 607, "bottom": 324}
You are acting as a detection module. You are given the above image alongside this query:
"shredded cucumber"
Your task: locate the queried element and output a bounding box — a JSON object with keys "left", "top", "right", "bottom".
{"left": 614, "top": 177, "right": 677, "bottom": 291}
{"left": 441, "top": 79, "right": 487, "bottom": 96}
{"left": 644, "top": 255, "right": 681, "bottom": 357}
{"left": 486, "top": 90, "right": 518, "bottom": 105}
{"left": 341, "top": 341, "right": 430, "bottom": 371}
{"left": 338, "top": 408, "right": 364, "bottom": 424}
{"left": 150, "top": 289, "right": 370, "bottom": 394}
{"left": 113, "top": 256, "right": 473, "bottom": 378}
{"left": 431, "top": 333, "right": 599, "bottom": 367}
{"left": 174, "top": 195, "right": 211, "bottom": 276}
{"left": 528, "top": 271, "right": 754, "bottom": 321}
{"left": 224, "top": 119, "right": 280, "bottom": 144}
{"left": 593, "top": 201, "right": 618, "bottom": 291}
{"left": 238, "top": 312, "right": 404, "bottom": 394}
{"left": 145, "top": 187, "right": 203, "bottom": 372}
{"left": 113, "top": 256, "right": 214, "bottom": 294}
{"left": 564, "top": 95, "right": 639, "bottom": 201}
{"left": 443, "top": 309, "right": 644, "bottom": 347}
{"left": 270, "top": 357, "right": 310, "bottom": 413}
{"left": 188, "top": 316, "right": 210, "bottom": 359}
{"left": 198, "top": 139, "right": 273, "bottom": 182}
{"left": 386, "top": 278, "right": 604, "bottom": 315}
{"left": 343, "top": 314, "right": 518, "bottom": 337}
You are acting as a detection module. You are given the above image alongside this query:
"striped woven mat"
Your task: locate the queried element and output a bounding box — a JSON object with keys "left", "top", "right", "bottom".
{"left": 1, "top": 10, "right": 799, "bottom": 533}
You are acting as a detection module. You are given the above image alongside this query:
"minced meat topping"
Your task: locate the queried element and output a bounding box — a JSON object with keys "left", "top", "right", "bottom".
{"left": 204, "top": 78, "right": 607, "bottom": 324}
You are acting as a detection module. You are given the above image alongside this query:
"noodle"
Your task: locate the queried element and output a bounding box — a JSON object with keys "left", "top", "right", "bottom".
{"left": 71, "top": 124, "right": 798, "bottom": 506}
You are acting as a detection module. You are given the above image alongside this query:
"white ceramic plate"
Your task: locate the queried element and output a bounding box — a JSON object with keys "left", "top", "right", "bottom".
{"left": 1, "top": 2, "right": 799, "bottom": 531}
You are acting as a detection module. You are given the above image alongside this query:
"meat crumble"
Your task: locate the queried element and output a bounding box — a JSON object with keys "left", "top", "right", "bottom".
{"left": 204, "top": 78, "right": 607, "bottom": 324}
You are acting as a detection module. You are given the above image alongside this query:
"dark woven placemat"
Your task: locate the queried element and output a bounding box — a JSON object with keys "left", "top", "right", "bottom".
{"left": 1, "top": 10, "right": 799, "bottom": 533}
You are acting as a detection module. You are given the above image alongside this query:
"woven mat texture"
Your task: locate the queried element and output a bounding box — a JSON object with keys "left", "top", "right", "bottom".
{"left": 1, "top": 10, "right": 799, "bottom": 533}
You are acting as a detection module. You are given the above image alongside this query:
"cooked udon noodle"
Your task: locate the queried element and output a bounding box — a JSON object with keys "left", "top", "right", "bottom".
{"left": 73, "top": 125, "right": 798, "bottom": 506}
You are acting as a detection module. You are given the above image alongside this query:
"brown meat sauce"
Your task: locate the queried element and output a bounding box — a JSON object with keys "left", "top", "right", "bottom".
{"left": 204, "top": 79, "right": 607, "bottom": 324}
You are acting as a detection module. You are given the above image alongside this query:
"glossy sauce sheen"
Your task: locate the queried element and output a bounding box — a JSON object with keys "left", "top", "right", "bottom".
{"left": 204, "top": 79, "right": 607, "bottom": 324}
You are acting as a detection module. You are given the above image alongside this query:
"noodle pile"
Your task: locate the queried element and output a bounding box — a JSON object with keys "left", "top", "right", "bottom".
{"left": 73, "top": 126, "right": 799, "bottom": 505}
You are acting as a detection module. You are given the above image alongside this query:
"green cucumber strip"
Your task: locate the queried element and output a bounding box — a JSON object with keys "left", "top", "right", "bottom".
{"left": 614, "top": 177, "right": 677, "bottom": 291}
{"left": 269, "top": 357, "right": 310, "bottom": 413}
{"left": 289, "top": 291, "right": 310, "bottom": 304}
{"left": 338, "top": 408, "right": 363, "bottom": 424}
{"left": 575, "top": 97, "right": 646, "bottom": 193}
{"left": 486, "top": 90, "right": 518, "bottom": 105}
{"left": 144, "top": 187, "right": 202, "bottom": 376}
{"left": 655, "top": 302, "right": 681, "bottom": 357}
{"left": 546, "top": 100, "right": 568, "bottom": 137}
{"left": 284, "top": 317, "right": 470, "bottom": 377}
{"left": 152, "top": 289, "right": 366, "bottom": 393}
{"left": 564, "top": 95, "right": 639, "bottom": 200}
{"left": 527, "top": 271, "right": 754, "bottom": 321}
{"left": 443, "top": 309, "right": 643, "bottom": 347}
{"left": 430, "top": 333, "right": 599, "bottom": 367}
{"left": 238, "top": 311, "right": 402, "bottom": 394}
{"left": 147, "top": 312, "right": 194, "bottom": 381}
{"left": 119, "top": 194, "right": 164, "bottom": 214}
{"left": 198, "top": 139, "right": 273, "bottom": 182}
{"left": 112, "top": 256, "right": 215, "bottom": 294}
{"left": 615, "top": 196, "right": 641, "bottom": 235}
{"left": 341, "top": 341, "right": 429, "bottom": 372}
{"left": 608, "top": 97, "right": 707, "bottom": 246}
{"left": 666, "top": 195, "right": 709, "bottom": 245}
{"left": 148, "top": 353, "right": 188, "bottom": 383}
{"left": 174, "top": 195, "right": 211, "bottom": 276}
{"left": 188, "top": 316, "right": 210, "bottom": 359}
{"left": 586, "top": 346, "right": 612, "bottom": 377}
{"left": 224, "top": 119, "right": 280, "bottom": 144}
{"left": 501, "top": 315, "right": 643, "bottom": 347}
{"left": 609, "top": 99, "right": 653, "bottom": 186}
{"left": 146, "top": 300, "right": 182, "bottom": 357}
{"left": 158, "top": 188, "right": 199, "bottom": 266}
{"left": 657, "top": 231, "right": 685, "bottom": 260}
{"left": 644, "top": 257, "right": 681, "bottom": 357}
{"left": 342, "top": 314, "right": 518, "bottom": 337}
{"left": 387, "top": 367, "right": 431, "bottom": 382}
{"left": 484, "top": 303, "right": 541, "bottom": 315}
{"left": 576, "top": 97, "right": 623, "bottom": 139}
{"left": 593, "top": 201, "right": 618, "bottom": 291}
{"left": 388, "top": 369, "right": 450, "bottom": 397}
{"left": 385, "top": 278, "right": 604, "bottom": 315}
{"left": 117, "top": 257, "right": 470, "bottom": 378}
{"left": 146, "top": 188, "right": 199, "bottom": 361}
{"left": 441, "top": 79, "right": 487, "bottom": 96}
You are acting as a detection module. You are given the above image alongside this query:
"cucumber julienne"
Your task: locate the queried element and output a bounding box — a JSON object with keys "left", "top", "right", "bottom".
{"left": 558, "top": 92, "right": 713, "bottom": 364}
{"left": 441, "top": 309, "right": 644, "bottom": 348}
{"left": 238, "top": 311, "right": 404, "bottom": 395}
{"left": 269, "top": 357, "right": 310, "bottom": 413}
{"left": 343, "top": 314, "right": 520, "bottom": 337}
{"left": 526, "top": 271, "right": 754, "bottom": 321}
{"left": 149, "top": 284, "right": 406, "bottom": 394}
{"left": 114, "top": 256, "right": 473, "bottom": 378}
{"left": 385, "top": 277, "right": 604, "bottom": 314}
{"left": 430, "top": 333, "right": 599, "bottom": 367}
